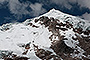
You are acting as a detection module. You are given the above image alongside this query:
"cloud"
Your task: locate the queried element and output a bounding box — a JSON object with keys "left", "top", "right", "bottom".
{"left": 0, "top": 0, "right": 90, "bottom": 21}
{"left": 0, "top": 0, "right": 30, "bottom": 15}
{"left": 77, "top": 0, "right": 90, "bottom": 8}
{"left": 51, "top": 0, "right": 90, "bottom": 9}
{"left": 0, "top": 0, "right": 7, "bottom": 3}
{"left": 81, "top": 12, "right": 90, "bottom": 21}
{"left": 1, "top": 0, "right": 90, "bottom": 16}
{"left": 0, "top": 0, "right": 46, "bottom": 16}
{"left": 30, "top": 3, "right": 46, "bottom": 16}
{"left": 8, "top": 0, "right": 29, "bottom": 15}
{"left": 0, "top": 0, "right": 46, "bottom": 20}
{"left": 0, "top": 0, "right": 8, "bottom": 7}
{"left": 51, "top": 0, "right": 73, "bottom": 9}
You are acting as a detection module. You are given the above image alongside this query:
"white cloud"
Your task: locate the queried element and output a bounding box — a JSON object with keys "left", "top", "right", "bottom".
{"left": 51, "top": 0, "right": 72, "bottom": 9}
{"left": 8, "top": 0, "right": 29, "bottom": 15}
{"left": 0, "top": 0, "right": 8, "bottom": 6}
{"left": 30, "top": 3, "right": 46, "bottom": 16}
{"left": 0, "top": 0, "right": 30, "bottom": 15}
{"left": 51, "top": 0, "right": 80, "bottom": 9}
{"left": 0, "top": 0, "right": 46, "bottom": 17}
{"left": 51, "top": 0, "right": 90, "bottom": 9}
{"left": 0, "top": 0, "right": 90, "bottom": 21}
{"left": 81, "top": 12, "right": 90, "bottom": 21}
{"left": 0, "top": 0, "right": 7, "bottom": 2}
{"left": 77, "top": 0, "right": 90, "bottom": 8}
{"left": 0, "top": 0, "right": 90, "bottom": 15}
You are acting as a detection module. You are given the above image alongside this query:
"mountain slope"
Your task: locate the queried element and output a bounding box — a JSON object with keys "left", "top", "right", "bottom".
{"left": 0, "top": 9, "right": 90, "bottom": 60}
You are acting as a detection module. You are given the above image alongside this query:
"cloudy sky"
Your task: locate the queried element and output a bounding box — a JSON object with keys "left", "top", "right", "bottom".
{"left": 0, "top": 0, "right": 90, "bottom": 25}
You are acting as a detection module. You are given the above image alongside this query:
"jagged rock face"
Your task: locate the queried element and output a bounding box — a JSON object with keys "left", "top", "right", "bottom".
{"left": 0, "top": 9, "right": 90, "bottom": 60}
{"left": 33, "top": 45, "right": 61, "bottom": 60}
{"left": 32, "top": 16, "right": 90, "bottom": 60}
{"left": 4, "top": 57, "right": 29, "bottom": 60}
{"left": 51, "top": 40, "right": 74, "bottom": 55}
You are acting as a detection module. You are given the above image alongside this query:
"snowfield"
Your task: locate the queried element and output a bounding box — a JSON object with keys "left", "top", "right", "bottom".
{"left": 0, "top": 9, "right": 90, "bottom": 60}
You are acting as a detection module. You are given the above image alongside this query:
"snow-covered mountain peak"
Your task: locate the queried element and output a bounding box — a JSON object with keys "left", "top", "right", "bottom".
{"left": 24, "top": 9, "right": 90, "bottom": 31}
{"left": 0, "top": 9, "right": 90, "bottom": 60}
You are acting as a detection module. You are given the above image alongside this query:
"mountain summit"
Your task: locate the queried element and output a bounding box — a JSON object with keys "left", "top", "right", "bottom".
{"left": 0, "top": 9, "right": 90, "bottom": 60}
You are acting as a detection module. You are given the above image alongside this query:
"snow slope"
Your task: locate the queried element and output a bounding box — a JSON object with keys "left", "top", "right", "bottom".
{"left": 0, "top": 9, "right": 90, "bottom": 60}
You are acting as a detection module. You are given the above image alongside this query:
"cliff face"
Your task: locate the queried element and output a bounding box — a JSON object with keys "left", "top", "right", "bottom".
{"left": 0, "top": 9, "right": 90, "bottom": 60}
{"left": 32, "top": 16, "right": 90, "bottom": 60}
